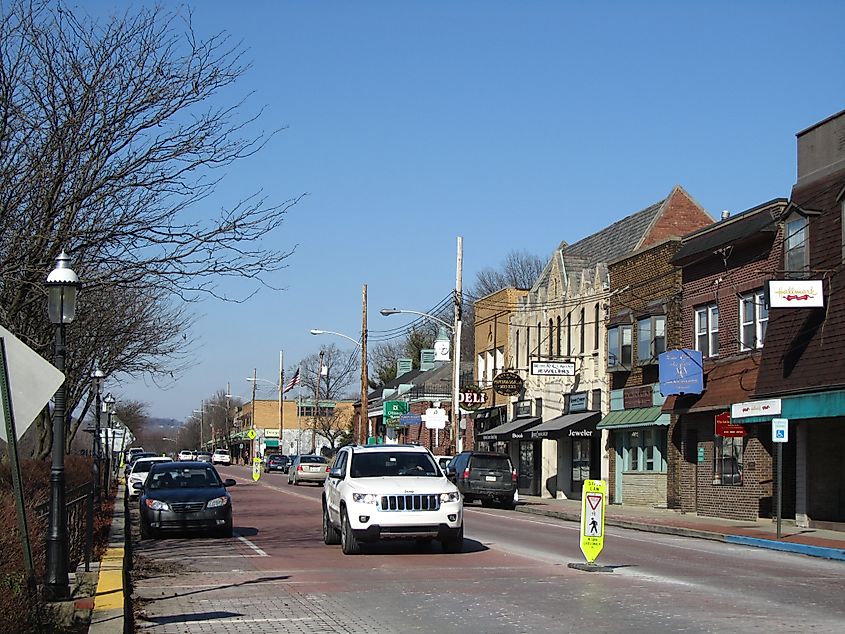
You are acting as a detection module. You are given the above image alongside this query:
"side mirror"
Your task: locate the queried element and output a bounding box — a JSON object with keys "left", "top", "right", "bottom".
{"left": 445, "top": 466, "right": 456, "bottom": 478}
{"left": 223, "top": 478, "right": 236, "bottom": 487}
{"left": 328, "top": 468, "right": 343, "bottom": 479}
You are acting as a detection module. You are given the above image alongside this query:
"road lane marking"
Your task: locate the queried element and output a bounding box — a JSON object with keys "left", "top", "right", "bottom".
{"left": 235, "top": 531, "right": 268, "bottom": 557}
{"left": 156, "top": 554, "right": 267, "bottom": 560}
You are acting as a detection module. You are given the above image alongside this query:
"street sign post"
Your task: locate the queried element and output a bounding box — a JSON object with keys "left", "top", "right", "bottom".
{"left": 579, "top": 479, "right": 607, "bottom": 564}
{"left": 252, "top": 456, "right": 261, "bottom": 481}
{"left": 771, "top": 418, "right": 788, "bottom": 539}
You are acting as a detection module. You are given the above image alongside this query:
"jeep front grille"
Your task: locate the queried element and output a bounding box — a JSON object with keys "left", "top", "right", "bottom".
{"left": 379, "top": 494, "right": 440, "bottom": 512}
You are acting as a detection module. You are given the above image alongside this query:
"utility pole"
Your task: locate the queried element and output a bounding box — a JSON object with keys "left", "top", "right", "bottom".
{"left": 251, "top": 368, "right": 257, "bottom": 461}
{"left": 199, "top": 399, "right": 204, "bottom": 450}
{"left": 314, "top": 350, "right": 324, "bottom": 452}
{"left": 361, "top": 283, "right": 369, "bottom": 444}
{"left": 279, "top": 351, "right": 284, "bottom": 448}
{"left": 452, "top": 236, "right": 464, "bottom": 454}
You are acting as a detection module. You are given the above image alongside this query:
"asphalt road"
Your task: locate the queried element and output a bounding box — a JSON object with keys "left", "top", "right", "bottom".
{"left": 131, "top": 465, "right": 845, "bottom": 633}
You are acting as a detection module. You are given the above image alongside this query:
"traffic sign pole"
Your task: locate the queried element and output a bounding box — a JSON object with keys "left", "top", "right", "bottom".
{"left": 771, "top": 418, "right": 788, "bottom": 539}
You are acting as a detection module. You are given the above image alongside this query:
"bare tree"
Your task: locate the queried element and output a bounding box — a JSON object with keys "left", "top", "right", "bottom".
{"left": 472, "top": 250, "right": 545, "bottom": 297}
{"left": 0, "top": 2, "right": 300, "bottom": 456}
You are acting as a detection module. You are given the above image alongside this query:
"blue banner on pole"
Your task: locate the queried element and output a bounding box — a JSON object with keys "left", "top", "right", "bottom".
{"left": 658, "top": 349, "right": 704, "bottom": 396}
{"left": 399, "top": 413, "right": 422, "bottom": 426}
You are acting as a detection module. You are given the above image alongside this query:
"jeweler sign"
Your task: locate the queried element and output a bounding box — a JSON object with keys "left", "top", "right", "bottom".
{"left": 531, "top": 360, "right": 575, "bottom": 376}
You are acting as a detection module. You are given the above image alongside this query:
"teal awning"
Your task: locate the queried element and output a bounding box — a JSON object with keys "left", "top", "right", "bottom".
{"left": 597, "top": 406, "right": 669, "bottom": 430}
{"left": 264, "top": 439, "right": 279, "bottom": 448}
{"left": 738, "top": 389, "right": 845, "bottom": 424}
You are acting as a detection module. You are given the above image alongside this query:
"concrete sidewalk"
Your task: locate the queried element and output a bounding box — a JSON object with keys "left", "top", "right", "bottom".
{"left": 516, "top": 494, "right": 845, "bottom": 561}
{"left": 87, "top": 483, "right": 128, "bottom": 634}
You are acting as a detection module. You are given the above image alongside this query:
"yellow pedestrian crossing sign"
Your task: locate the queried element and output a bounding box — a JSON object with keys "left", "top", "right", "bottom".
{"left": 246, "top": 428, "right": 257, "bottom": 440}
{"left": 579, "top": 479, "right": 606, "bottom": 564}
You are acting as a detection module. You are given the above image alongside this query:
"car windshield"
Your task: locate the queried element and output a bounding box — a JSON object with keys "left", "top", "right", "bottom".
{"left": 350, "top": 452, "right": 439, "bottom": 478}
{"left": 268, "top": 455, "right": 285, "bottom": 461}
{"left": 214, "top": 450, "right": 229, "bottom": 455}
{"left": 147, "top": 466, "right": 222, "bottom": 489}
{"left": 299, "top": 456, "right": 327, "bottom": 464}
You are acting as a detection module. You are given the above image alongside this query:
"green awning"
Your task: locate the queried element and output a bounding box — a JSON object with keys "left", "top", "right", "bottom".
{"left": 264, "top": 439, "right": 279, "bottom": 448}
{"left": 597, "top": 406, "right": 669, "bottom": 430}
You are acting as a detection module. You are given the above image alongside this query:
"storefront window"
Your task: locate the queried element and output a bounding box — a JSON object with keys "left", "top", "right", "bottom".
{"left": 714, "top": 436, "right": 743, "bottom": 485}
{"left": 623, "top": 428, "right": 667, "bottom": 473}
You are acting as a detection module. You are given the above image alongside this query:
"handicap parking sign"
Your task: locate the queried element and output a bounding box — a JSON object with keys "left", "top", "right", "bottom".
{"left": 772, "top": 418, "right": 788, "bottom": 443}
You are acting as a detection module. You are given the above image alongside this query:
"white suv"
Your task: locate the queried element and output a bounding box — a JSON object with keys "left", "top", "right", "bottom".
{"left": 322, "top": 444, "right": 464, "bottom": 555}
{"left": 212, "top": 449, "right": 231, "bottom": 465}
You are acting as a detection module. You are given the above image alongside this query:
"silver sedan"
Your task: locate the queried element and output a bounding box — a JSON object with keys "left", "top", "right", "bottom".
{"left": 288, "top": 455, "right": 330, "bottom": 485}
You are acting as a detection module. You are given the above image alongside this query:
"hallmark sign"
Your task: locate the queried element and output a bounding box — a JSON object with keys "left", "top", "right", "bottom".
{"left": 768, "top": 280, "right": 824, "bottom": 308}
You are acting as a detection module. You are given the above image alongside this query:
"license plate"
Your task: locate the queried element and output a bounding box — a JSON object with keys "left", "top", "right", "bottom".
{"left": 309, "top": 466, "right": 320, "bottom": 472}
{"left": 485, "top": 475, "right": 496, "bottom": 482}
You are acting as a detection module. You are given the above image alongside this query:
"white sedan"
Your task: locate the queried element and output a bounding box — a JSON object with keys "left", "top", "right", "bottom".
{"left": 178, "top": 450, "right": 195, "bottom": 461}
{"left": 127, "top": 456, "right": 171, "bottom": 497}
{"left": 212, "top": 449, "right": 231, "bottom": 465}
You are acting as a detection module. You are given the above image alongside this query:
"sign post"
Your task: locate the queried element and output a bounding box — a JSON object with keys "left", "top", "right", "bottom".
{"left": 252, "top": 456, "right": 262, "bottom": 482}
{"left": 772, "top": 418, "right": 788, "bottom": 539}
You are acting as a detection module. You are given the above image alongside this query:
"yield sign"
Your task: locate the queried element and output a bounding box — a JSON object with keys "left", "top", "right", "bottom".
{"left": 586, "top": 494, "right": 602, "bottom": 511}
{"left": 0, "top": 325, "right": 65, "bottom": 442}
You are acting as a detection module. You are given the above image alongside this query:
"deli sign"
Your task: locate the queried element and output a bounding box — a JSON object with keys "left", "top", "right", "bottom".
{"left": 492, "top": 371, "right": 523, "bottom": 396}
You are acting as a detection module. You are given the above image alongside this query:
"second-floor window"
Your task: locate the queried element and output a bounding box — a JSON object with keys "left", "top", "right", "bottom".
{"left": 695, "top": 304, "right": 719, "bottom": 357}
{"left": 739, "top": 290, "right": 768, "bottom": 350}
{"left": 785, "top": 215, "right": 809, "bottom": 278}
{"left": 637, "top": 315, "right": 666, "bottom": 362}
{"left": 608, "top": 324, "right": 632, "bottom": 367}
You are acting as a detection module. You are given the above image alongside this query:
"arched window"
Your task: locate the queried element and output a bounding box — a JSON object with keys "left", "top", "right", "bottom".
{"left": 548, "top": 318, "right": 554, "bottom": 357}
{"left": 594, "top": 303, "right": 600, "bottom": 351}
{"left": 580, "top": 307, "right": 586, "bottom": 354}
{"left": 556, "top": 316, "right": 562, "bottom": 357}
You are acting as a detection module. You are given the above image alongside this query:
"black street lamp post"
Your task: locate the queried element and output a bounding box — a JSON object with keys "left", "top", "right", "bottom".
{"left": 91, "top": 369, "right": 104, "bottom": 501}
{"left": 103, "top": 393, "right": 115, "bottom": 491}
{"left": 45, "top": 251, "right": 80, "bottom": 601}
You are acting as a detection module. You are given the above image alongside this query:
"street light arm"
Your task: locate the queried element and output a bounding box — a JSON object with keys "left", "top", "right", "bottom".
{"left": 379, "top": 308, "right": 453, "bottom": 330}
{"left": 310, "top": 329, "right": 361, "bottom": 346}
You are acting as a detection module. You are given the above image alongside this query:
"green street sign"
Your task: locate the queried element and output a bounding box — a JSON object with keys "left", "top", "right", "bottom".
{"left": 383, "top": 400, "right": 409, "bottom": 428}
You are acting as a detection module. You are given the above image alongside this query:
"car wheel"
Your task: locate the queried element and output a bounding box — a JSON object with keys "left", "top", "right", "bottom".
{"left": 216, "top": 520, "right": 233, "bottom": 538}
{"left": 323, "top": 502, "right": 341, "bottom": 545}
{"left": 140, "top": 520, "right": 154, "bottom": 540}
{"left": 500, "top": 497, "right": 517, "bottom": 510}
{"left": 340, "top": 508, "right": 362, "bottom": 555}
{"left": 481, "top": 498, "right": 494, "bottom": 508}
{"left": 440, "top": 523, "right": 464, "bottom": 553}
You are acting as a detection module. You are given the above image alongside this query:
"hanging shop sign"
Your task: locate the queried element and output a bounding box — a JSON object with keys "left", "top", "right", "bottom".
{"left": 531, "top": 360, "right": 575, "bottom": 376}
{"left": 714, "top": 411, "right": 746, "bottom": 438}
{"left": 458, "top": 385, "right": 486, "bottom": 410}
{"left": 658, "top": 349, "right": 704, "bottom": 396}
{"left": 768, "top": 280, "right": 824, "bottom": 308}
{"left": 568, "top": 392, "right": 588, "bottom": 413}
{"left": 383, "top": 400, "right": 409, "bottom": 428}
{"left": 731, "top": 398, "right": 781, "bottom": 419}
{"left": 492, "top": 371, "right": 523, "bottom": 396}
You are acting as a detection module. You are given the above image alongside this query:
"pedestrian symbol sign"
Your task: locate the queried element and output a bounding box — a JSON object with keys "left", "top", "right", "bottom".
{"left": 579, "top": 479, "right": 606, "bottom": 563}
{"left": 252, "top": 456, "right": 261, "bottom": 481}
{"left": 246, "top": 428, "right": 257, "bottom": 440}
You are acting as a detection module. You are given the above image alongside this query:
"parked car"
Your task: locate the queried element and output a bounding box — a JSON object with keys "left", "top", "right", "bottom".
{"left": 264, "top": 454, "right": 290, "bottom": 473}
{"left": 435, "top": 455, "right": 454, "bottom": 473}
{"left": 196, "top": 452, "right": 212, "bottom": 463}
{"left": 212, "top": 449, "right": 231, "bottom": 465}
{"left": 127, "top": 456, "right": 172, "bottom": 498}
{"left": 139, "top": 461, "right": 236, "bottom": 539}
{"left": 288, "top": 455, "right": 330, "bottom": 485}
{"left": 124, "top": 451, "right": 158, "bottom": 479}
{"left": 322, "top": 444, "right": 463, "bottom": 554}
{"left": 446, "top": 451, "right": 517, "bottom": 510}
{"left": 178, "top": 449, "right": 195, "bottom": 461}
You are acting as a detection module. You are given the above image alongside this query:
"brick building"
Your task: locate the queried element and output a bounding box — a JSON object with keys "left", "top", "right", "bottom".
{"left": 663, "top": 199, "right": 788, "bottom": 520}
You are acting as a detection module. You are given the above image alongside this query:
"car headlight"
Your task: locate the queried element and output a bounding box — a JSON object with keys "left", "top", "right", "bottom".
{"left": 440, "top": 491, "right": 461, "bottom": 503}
{"left": 206, "top": 496, "right": 229, "bottom": 508}
{"left": 144, "top": 499, "right": 171, "bottom": 511}
{"left": 352, "top": 493, "right": 379, "bottom": 504}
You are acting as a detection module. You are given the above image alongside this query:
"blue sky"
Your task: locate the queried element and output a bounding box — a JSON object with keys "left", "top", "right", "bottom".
{"left": 95, "top": 1, "right": 845, "bottom": 418}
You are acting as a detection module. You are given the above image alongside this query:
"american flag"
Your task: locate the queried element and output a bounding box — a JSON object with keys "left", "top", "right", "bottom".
{"left": 282, "top": 368, "right": 301, "bottom": 393}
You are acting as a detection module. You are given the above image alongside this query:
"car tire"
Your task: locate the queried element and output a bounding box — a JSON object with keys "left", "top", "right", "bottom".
{"left": 216, "top": 520, "right": 233, "bottom": 538}
{"left": 480, "top": 498, "right": 494, "bottom": 508}
{"left": 323, "top": 502, "right": 341, "bottom": 545}
{"left": 340, "top": 508, "right": 362, "bottom": 555}
{"left": 140, "top": 520, "right": 155, "bottom": 540}
{"left": 500, "top": 497, "right": 517, "bottom": 511}
{"left": 440, "top": 523, "right": 464, "bottom": 553}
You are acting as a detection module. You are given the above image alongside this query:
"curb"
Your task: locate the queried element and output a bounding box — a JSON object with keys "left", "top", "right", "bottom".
{"left": 88, "top": 484, "right": 127, "bottom": 634}
{"left": 515, "top": 504, "right": 845, "bottom": 561}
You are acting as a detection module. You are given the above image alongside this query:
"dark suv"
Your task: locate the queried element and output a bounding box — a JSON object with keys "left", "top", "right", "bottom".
{"left": 446, "top": 451, "right": 517, "bottom": 510}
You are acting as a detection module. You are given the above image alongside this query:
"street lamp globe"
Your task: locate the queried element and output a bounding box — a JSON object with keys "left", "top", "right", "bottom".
{"left": 46, "top": 251, "right": 80, "bottom": 324}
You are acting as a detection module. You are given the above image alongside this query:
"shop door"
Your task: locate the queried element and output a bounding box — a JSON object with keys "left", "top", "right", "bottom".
{"left": 518, "top": 441, "right": 539, "bottom": 495}
{"left": 571, "top": 438, "right": 591, "bottom": 497}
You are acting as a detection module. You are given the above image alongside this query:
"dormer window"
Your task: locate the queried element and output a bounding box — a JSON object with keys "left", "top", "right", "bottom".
{"left": 784, "top": 214, "right": 809, "bottom": 279}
